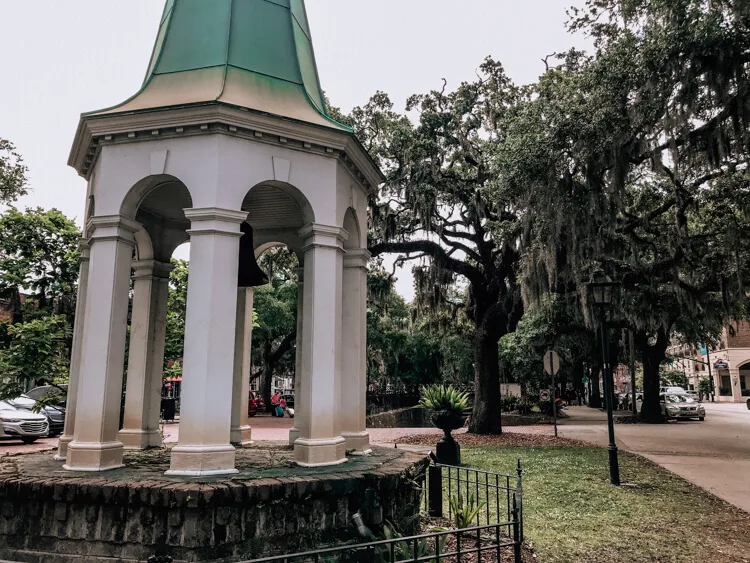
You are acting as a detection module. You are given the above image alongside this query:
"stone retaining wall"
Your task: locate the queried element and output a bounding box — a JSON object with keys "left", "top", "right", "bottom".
{"left": 0, "top": 447, "right": 428, "bottom": 563}
{"left": 366, "top": 407, "right": 554, "bottom": 428}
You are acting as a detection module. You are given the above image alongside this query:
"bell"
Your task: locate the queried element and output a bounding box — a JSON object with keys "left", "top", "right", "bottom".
{"left": 238, "top": 222, "right": 269, "bottom": 288}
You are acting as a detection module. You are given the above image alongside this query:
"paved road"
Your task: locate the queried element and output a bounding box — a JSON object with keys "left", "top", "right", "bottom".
{"left": 558, "top": 403, "right": 750, "bottom": 512}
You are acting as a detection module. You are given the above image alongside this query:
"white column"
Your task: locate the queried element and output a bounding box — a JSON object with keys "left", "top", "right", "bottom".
{"left": 118, "top": 260, "right": 173, "bottom": 449}
{"left": 289, "top": 267, "right": 304, "bottom": 445}
{"left": 341, "top": 250, "right": 371, "bottom": 455}
{"left": 167, "top": 208, "right": 247, "bottom": 476}
{"left": 55, "top": 239, "right": 90, "bottom": 461}
{"left": 294, "top": 225, "right": 347, "bottom": 467}
{"left": 230, "top": 287, "right": 254, "bottom": 446}
{"left": 64, "top": 216, "right": 139, "bottom": 472}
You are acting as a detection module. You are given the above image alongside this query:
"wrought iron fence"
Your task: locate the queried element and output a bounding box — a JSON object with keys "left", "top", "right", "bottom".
{"left": 242, "top": 522, "right": 519, "bottom": 563}
{"left": 151, "top": 459, "right": 524, "bottom": 563}
{"left": 424, "top": 460, "right": 523, "bottom": 544}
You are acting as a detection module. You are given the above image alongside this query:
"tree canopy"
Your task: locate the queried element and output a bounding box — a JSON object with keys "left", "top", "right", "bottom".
{"left": 0, "top": 139, "right": 29, "bottom": 205}
{"left": 353, "top": 61, "right": 525, "bottom": 433}
{"left": 502, "top": 0, "right": 750, "bottom": 420}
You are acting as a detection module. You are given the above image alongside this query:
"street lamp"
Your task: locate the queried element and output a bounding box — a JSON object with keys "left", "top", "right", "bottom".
{"left": 589, "top": 271, "right": 621, "bottom": 486}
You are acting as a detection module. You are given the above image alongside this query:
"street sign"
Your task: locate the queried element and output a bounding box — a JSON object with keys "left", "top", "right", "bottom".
{"left": 543, "top": 350, "right": 560, "bottom": 376}
{"left": 540, "top": 389, "right": 551, "bottom": 401}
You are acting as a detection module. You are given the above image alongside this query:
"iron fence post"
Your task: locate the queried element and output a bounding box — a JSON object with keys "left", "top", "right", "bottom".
{"left": 428, "top": 464, "right": 443, "bottom": 517}
{"left": 516, "top": 459, "right": 524, "bottom": 543}
{"left": 512, "top": 493, "right": 522, "bottom": 563}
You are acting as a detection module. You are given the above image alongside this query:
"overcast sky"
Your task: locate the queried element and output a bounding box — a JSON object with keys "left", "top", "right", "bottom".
{"left": 0, "top": 1, "right": 590, "bottom": 300}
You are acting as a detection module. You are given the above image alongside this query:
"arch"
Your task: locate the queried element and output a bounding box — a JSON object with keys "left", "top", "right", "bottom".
{"left": 342, "top": 207, "right": 362, "bottom": 251}
{"left": 242, "top": 180, "right": 315, "bottom": 229}
{"left": 119, "top": 174, "right": 195, "bottom": 221}
{"left": 133, "top": 227, "right": 154, "bottom": 261}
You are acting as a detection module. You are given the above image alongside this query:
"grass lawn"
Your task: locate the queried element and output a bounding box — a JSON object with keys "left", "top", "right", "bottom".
{"left": 460, "top": 446, "right": 750, "bottom": 563}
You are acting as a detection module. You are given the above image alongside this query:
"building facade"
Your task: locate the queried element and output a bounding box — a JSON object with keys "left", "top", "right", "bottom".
{"left": 668, "top": 321, "right": 750, "bottom": 402}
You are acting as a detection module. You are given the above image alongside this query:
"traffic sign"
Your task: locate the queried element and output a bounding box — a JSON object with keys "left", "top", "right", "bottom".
{"left": 540, "top": 389, "right": 551, "bottom": 401}
{"left": 543, "top": 350, "right": 560, "bottom": 376}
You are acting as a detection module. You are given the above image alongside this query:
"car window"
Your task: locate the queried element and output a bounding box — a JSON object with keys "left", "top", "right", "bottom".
{"left": 665, "top": 395, "right": 689, "bottom": 403}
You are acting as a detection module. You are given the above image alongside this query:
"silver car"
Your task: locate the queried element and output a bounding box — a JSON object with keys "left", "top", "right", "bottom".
{"left": 0, "top": 400, "right": 49, "bottom": 444}
{"left": 660, "top": 393, "right": 705, "bottom": 421}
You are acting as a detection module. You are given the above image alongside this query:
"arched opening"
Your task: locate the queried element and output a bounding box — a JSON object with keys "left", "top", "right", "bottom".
{"left": 342, "top": 207, "right": 362, "bottom": 251}
{"left": 738, "top": 362, "right": 750, "bottom": 397}
{"left": 250, "top": 244, "right": 300, "bottom": 419}
{"left": 117, "top": 177, "right": 194, "bottom": 449}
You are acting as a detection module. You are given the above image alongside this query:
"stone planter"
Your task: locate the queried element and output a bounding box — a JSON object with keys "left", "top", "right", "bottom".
{"left": 430, "top": 411, "right": 466, "bottom": 466}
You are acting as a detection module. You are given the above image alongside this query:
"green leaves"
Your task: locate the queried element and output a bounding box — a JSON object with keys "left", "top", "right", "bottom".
{"left": 0, "top": 315, "right": 70, "bottom": 401}
{"left": 419, "top": 384, "right": 469, "bottom": 413}
{"left": 0, "top": 139, "right": 29, "bottom": 205}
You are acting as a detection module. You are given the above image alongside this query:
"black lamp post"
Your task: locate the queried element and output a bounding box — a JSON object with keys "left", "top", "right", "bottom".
{"left": 589, "top": 272, "right": 621, "bottom": 486}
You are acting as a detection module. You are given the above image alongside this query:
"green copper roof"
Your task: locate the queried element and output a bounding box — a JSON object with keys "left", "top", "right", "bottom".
{"left": 90, "top": 0, "right": 350, "bottom": 132}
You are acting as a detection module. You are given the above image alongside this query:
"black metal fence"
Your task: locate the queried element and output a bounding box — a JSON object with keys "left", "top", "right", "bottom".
{"left": 149, "top": 460, "right": 524, "bottom": 563}
{"left": 243, "top": 522, "right": 519, "bottom": 563}
{"left": 425, "top": 460, "right": 523, "bottom": 546}
{"left": 237, "top": 460, "right": 524, "bottom": 563}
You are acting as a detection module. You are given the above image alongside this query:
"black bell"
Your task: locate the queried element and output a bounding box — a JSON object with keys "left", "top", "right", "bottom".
{"left": 237, "top": 222, "right": 269, "bottom": 288}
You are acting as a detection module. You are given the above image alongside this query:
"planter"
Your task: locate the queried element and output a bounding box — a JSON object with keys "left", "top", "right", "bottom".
{"left": 430, "top": 411, "right": 466, "bottom": 466}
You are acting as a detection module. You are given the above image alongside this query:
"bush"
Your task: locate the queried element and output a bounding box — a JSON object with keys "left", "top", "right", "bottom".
{"left": 500, "top": 394, "right": 519, "bottom": 412}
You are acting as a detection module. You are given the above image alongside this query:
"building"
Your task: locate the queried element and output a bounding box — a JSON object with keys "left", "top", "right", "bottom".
{"left": 665, "top": 342, "right": 703, "bottom": 392}
{"left": 668, "top": 321, "right": 750, "bottom": 403}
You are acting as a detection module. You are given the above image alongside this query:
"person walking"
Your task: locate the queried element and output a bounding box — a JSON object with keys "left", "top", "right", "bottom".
{"left": 271, "top": 390, "right": 281, "bottom": 416}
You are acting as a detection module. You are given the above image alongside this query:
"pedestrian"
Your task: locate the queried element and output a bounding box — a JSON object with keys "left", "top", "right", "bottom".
{"left": 279, "top": 396, "right": 287, "bottom": 418}
{"left": 271, "top": 390, "right": 281, "bottom": 416}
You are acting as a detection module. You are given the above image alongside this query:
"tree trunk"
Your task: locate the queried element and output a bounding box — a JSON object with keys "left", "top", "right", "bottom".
{"left": 468, "top": 328, "right": 503, "bottom": 434}
{"left": 260, "top": 362, "right": 274, "bottom": 413}
{"left": 636, "top": 328, "right": 670, "bottom": 423}
{"left": 640, "top": 346, "right": 667, "bottom": 422}
{"left": 589, "top": 358, "right": 602, "bottom": 408}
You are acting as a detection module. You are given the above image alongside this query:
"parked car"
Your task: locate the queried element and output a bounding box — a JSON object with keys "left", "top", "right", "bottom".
{"left": 7, "top": 395, "right": 65, "bottom": 437}
{"left": 0, "top": 400, "right": 49, "bottom": 444}
{"left": 248, "top": 391, "right": 265, "bottom": 417}
{"left": 25, "top": 384, "right": 68, "bottom": 407}
{"left": 660, "top": 393, "right": 705, "bottom": 421}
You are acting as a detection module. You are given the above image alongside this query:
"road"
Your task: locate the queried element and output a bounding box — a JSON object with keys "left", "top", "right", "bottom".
{"left": 558, "top": 403, "right": 750, "bottom": 512}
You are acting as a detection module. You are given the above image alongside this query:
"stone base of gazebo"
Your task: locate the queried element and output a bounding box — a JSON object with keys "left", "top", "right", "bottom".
{"left": 0, "top": 446, "right": 428, "bottom": 563}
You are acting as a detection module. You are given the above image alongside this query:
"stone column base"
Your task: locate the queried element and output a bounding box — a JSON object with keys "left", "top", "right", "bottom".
{"left": 63, "top": 441, "right": 125, "bottom": 472}
{"left": 230, "top": 425, "right": 253, "bottom": 446}
{"left": 288, "top": 427, "right": 300, "bottom": 445}
{"left": 294, "top": 436, "right": 347, "bottom": 467}
{"left": 53, "top": 434, "right": 73, "bottom": 461}
{"left": 166, "top": 444, "right": 239, "bottom": 476}
{"left": 342, "top": 431, "right": 372, "bottom": 456}
{"left": 117, "top": 429, "right": 163, "bottom": 450}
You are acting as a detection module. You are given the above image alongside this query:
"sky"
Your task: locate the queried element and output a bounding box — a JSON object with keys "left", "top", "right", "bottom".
{"left": 0, "top": 0, "right": 590, "bottom": 301}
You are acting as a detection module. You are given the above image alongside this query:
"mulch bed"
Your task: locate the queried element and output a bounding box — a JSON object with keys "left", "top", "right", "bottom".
{"left": 397, "top": 432, "right": 593, "bottom": 448}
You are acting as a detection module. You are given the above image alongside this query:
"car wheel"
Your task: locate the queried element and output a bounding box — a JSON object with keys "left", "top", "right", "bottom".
{"left": 699, "top": 416, "right": 704, "bottom": 421}
{"left": 21, "top": 438, "right": 38, "bottom": 445}
{"left": 248, "top": 411, "right": 257, "bottom": 417}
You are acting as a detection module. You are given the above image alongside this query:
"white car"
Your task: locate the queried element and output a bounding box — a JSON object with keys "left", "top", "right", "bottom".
{"left": 660, "top": 394, "right": 705, "bottom": 421}
{"left": 0, "top": 400, "right": 49, "bottom": 444}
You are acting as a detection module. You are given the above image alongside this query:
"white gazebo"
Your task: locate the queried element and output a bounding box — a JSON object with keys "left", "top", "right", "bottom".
{"left": 57, "top": 0, "right": 381, "bottom": 475}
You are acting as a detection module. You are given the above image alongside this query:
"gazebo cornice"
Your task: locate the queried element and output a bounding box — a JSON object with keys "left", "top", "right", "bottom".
{"left": 69, "top": 103, "right": 383, "bottom": 193}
